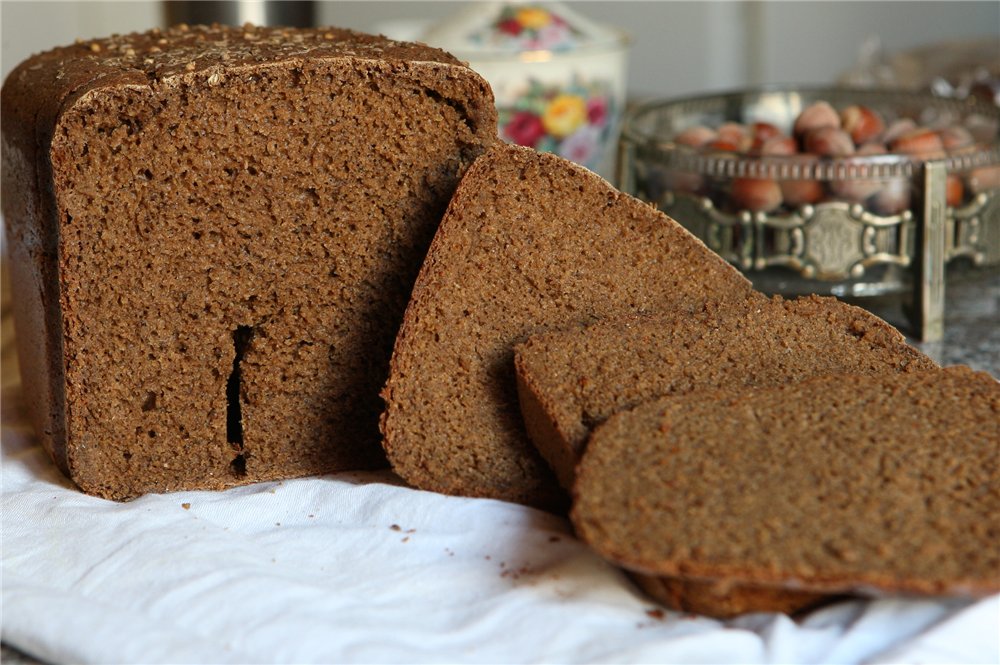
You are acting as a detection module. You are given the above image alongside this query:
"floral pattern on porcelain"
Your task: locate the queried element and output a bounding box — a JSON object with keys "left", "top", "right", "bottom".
{"left": 469, "top": 5, "right": 582, "bottom": 52}
{"left": 499, "top": 77, "right": 616, "bottom": 172}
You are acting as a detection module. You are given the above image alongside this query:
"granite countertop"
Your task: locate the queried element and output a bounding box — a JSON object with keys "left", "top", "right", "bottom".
{"left": 856, "top": 266, "right": 999, "bottom": 375}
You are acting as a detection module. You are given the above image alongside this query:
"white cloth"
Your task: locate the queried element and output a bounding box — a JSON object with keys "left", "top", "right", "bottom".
{"left": 4, "top": 416, "right": 1000, "bottom": 663}
{"left": 2, "top": 302, "right": 998, "bottom": 664}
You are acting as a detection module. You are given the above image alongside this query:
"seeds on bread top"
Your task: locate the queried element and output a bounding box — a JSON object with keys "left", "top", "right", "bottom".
{"left": 6, "top": 23, "right": 466, "bottom": 90}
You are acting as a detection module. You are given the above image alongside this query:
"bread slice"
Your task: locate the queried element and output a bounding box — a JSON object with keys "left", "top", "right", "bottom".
{"left": 516, "top": 295, "right": 936, "bottom": 617}
{"left": 1, "top": 25, "right": 497, "bottom": 499}
{"left": 380, "top": 143, "right": 759, "bottom": 508}
{"left": 515, "top": 295, "right": 937, "bottom": 490}
{"left": 573, "top": 367, "right": 1000, "bottom": 598}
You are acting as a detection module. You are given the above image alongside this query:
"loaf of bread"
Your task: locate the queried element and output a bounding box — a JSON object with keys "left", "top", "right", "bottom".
{"left": 1, "top": 24, "right": 497, "bottom": 498}
{"left": 573, "top": 367, "right": 1000, "bottom": 598}
{"left": 515, "top": 295, "right": 937, "bottom": 490}
{"left": 380, "top": 143, "right": 760, "bottom": 509}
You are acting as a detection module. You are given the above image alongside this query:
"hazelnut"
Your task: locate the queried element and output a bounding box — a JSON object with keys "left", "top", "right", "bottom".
{"left": 794, "top": 101, "right": 840, "bottom": 137}
{"left": 647, "top": 165, "right": 705, "bottom": 200}
{"left": 759, "top": 135, "right": 798, "bottom": 156}
{"left": 705, "top": 137, "right": 742, "bottom": 153}
{"left": 968, "top": 165, "right": 1000, "bottom": 194}
{"left": 840, "top": 105, "right": 885, "bottom": 145}
{"left": 730, "top": 178, "right": 783, "bottom": 212}
{"left": 666, "top": 171, "right": 705, "bottom": 196}
{"left": 869, "top": 179, "right": 910, "bottom": 215}
{"left": 937, "top": 125, "right": 975, "bottom": 152}
{"left": 781, "top": 180, "right": 824, "bottom": 206}
{"left": 750, "top": 122, "right": 782, "bottom": 150}
{"left": 804, "top": 127, "right": 855, "bottom": 157}
{"left": 829, "top": 142, "right": 887, "bottom": 203}
{"left": 946, "top": 175, "right": 964, "bottom": 207}
{"left": 675, "top": 125, "right": 717, "bottom": 148}
{"left": 856, "top": 142, "right": 888, "bottom": 156}
{"left": 880, "top": 118, "right": 917, "bottom": 145}
{"left": 890, "top": 128, "right": 945, "bottom": 159}
{"left": 778, "top": 154, "right": 823, "bottom": 206}
{"left": 831, "top": 178, "right": 882, "bottom": 205}
{"left": 716, "top": 122, "right": 752, "bottom": 152}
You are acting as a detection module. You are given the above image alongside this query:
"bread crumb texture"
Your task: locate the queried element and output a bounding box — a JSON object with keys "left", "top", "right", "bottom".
{"left": 514, "top": 295, "right": 936, "bottom": 489}
{"left": 1, "top": 24, "right": 496, "bottom": 499}
{"left": 573, "top": 367, "right": 1000, "bottom": 597}
{"left": 380, "top": 143, "right": 757, "bottom": 509}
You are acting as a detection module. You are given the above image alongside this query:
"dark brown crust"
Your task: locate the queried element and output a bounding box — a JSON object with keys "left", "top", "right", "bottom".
{"left": 573, "top": 367, "right": 1000, "bottom": 598}
{"left": 514, "top": 352, "right": 581, "bottom": 491}
{"left": 631, "top": 572, "right": 831, "bottom": 619}
{"left": 380, "top": 143, "right": 759, "bottom": 509}
{"left": 4, "top": 24, "right": 466, "bottom": 98}
{"left": 2, "top": 24, "right": 495, "bottom": 496}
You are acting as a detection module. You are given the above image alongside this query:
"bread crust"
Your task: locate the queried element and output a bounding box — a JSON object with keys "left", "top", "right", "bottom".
{"left": 514, "top": 349, "right": 582, "bottom": 491}
{"left": 631, "top": 572, "right": 830, "bottom": 618}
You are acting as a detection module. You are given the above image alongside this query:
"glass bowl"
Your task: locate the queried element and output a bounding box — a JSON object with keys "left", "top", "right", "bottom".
{"left": 617, "top": 87, "right": 1000, "bottom": 326}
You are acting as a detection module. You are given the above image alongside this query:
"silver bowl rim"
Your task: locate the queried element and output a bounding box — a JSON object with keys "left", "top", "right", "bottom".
{"left": 621, "top": 85, "right": 1000, "bottom": 179}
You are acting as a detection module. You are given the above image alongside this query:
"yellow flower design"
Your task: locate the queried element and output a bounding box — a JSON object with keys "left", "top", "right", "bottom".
{"left": 542, "top": 94, "right": 586, "bottom": 138}
{"left": 515, "top": 7, "right": 552, "bottom": 30}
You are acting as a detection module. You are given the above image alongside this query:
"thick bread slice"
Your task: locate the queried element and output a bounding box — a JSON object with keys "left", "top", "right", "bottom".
{"left": 517, "top": 294, "right": 936, "bottom": 618}
{"left": 2, "top": 24, "right": 497, "bottom": 499}
{"left": 380, "top": 143, "right": 759, "bottom": 508}
{"left": 515, "top": 294, "right": 937, "bottom": 490}
{"left": 573, "top": 367, "right": 1000, "bottom": 597}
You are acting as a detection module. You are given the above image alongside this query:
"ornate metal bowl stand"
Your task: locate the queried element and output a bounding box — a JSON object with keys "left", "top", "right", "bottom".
{"left": 617, "top": 88, "right": 1000, "bottom": 341}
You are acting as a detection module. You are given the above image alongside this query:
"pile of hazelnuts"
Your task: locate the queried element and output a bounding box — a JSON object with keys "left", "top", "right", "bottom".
{"left": 670, "top": 100, "right": 996, "bottom": 215}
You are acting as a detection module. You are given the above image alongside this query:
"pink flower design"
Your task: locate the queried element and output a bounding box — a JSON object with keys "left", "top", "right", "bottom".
{"left": 559, "top": 125, "right": 600, "bottom": 166}
{"left": 504, "top": 111, "right": 545, "bottom": 148}
{"left": 498, "top": 18, "right": 522, "bottom": 36}
{"left": 586, "top": 97, "right": 608, "bottom": 127}
{"left": 536, "top": 22, "right": 572, "bottom": 49}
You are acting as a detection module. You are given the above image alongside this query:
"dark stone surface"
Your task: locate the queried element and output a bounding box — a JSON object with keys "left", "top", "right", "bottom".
{"left": 853, "top": 267, "right": 999, "bottom": 375}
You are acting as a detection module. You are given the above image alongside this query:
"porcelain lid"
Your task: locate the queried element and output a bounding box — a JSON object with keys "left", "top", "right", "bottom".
{"left": 422, "top": 2, "right": 622, "bottom": 56}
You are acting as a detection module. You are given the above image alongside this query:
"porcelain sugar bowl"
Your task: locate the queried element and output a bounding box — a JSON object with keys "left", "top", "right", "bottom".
{"left": 423, "top": 2, "right": 629, "bottom": 179}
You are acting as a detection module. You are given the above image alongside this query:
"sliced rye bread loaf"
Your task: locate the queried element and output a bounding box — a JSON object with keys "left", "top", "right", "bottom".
{"left": 572, "top": 367, "right": 1000, "bottom": 598}
{"left": 1, "top": 25, "right": 496, "bottom": 499}
{"left": 380, "top": 143, "right": 760, "bottom": 509}
{"left": 516, "top": 295, "right": 936, "bottom": 617}
{"left": 514, "top": 294, "right": 937, "bottom": 490}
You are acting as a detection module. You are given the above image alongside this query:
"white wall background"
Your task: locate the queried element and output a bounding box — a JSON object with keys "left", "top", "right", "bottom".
{"left": 2, "top": 1, "right": 999, "bottom": 98}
